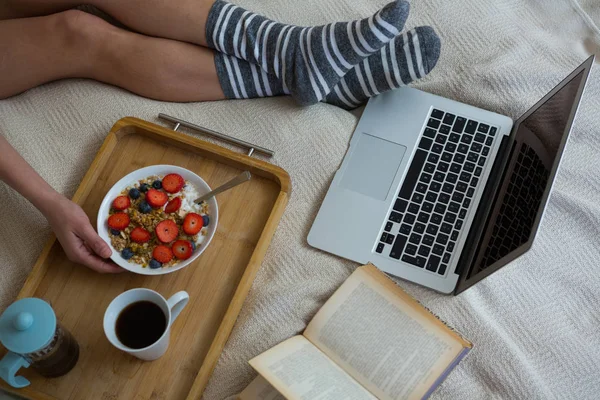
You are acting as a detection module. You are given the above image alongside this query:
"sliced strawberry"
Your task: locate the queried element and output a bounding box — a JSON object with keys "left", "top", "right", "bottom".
{"left": 155, "top": 220, "right": 179, "bottom": 243}
{"left": 107, "top": 213, "right": 130, "bottom": 230}
{"left": 172, "top": 240, "right": 193, "bottom": 260}
{"left": 164, "top": 197, "right": 182, "bottom": 214}
{"left": 153, "top": 245, "right": 173, "bottom": 263}
{"left": 162, "top": 173, "right": 185, "bottom": 194}
{"left": 112, "top": 196, "right": 130, "bottom": 211}
{"left": 130, "top": 227, "right": 150, "bottom": 243}
{"left": 183, "top": 213, "right": 203, "bottom": 235}
{"left": 146, "top": 189, "right": 168, "bottom": 208}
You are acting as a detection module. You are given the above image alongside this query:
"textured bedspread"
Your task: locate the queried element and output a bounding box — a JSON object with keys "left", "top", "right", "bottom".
{"left": 1, "top": 0, "right": 599, "bottom": 399}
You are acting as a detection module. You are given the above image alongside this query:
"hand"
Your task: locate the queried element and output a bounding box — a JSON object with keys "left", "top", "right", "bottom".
{"left": 44, "top": 194, "right": 124, "bottom": 274}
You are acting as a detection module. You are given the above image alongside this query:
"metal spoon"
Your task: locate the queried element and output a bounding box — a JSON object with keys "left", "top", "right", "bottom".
{"left": 194, "top": 171, "right": 252, "bottom": 204}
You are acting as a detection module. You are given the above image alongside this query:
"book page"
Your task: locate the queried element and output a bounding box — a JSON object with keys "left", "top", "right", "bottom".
{"left": 238, "top": 376, "right": 286, "bottom": 400}
{"left": 249, "top": 336, "right": 377, "bottom": 400}
{"left": 304, "top": 265, "right": 468, "bottom": 400}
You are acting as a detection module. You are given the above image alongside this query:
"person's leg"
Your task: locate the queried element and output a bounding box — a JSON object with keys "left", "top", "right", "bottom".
{"left": 0, "top": 10, "right": 224, "bottom": 101}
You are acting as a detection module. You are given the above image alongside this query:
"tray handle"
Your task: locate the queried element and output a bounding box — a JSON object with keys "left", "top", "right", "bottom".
{"left": 158, "top": 113, "right": 274, "bottom": 158}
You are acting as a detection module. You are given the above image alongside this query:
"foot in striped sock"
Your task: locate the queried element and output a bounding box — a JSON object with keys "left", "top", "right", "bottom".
{"left": 206, "top": 0, "right": 410, "bottom": 105}
{"left": 324, "top": 26, "right": 440, "bottom": 109}
{"left": 214, "top": 26, "right": 441, "bottom": 109}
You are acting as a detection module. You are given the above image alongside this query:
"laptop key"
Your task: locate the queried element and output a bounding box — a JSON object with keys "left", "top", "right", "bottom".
{"left": 463, "top": 198, "right": 471, "bottom": 208}
{"left": 427, "top": 118, "right": 441, "bottom": 129}
{"left": 433, "top": 244, "right": 445, "bottom": 256}
{"left": 424, "top": 162, "right": 436, "bottom": 173}
{"left": 463, "top": 162, "right": 475, "bottom": 172}
{"left": 423, "top": 234, "right": 435, "bottom": 246}
{"left": 443, "top": 113, "right": 456, "bottom": 125}
{"left": 456, "top": 181, "right": 468, "bottom": 192}
{"left": 449, "top": 133, "right": 461, "bottom": 143}
{"left": 426, "top": 255, "right": 441, "bottom": 272}
{"left": 467, "top": 152, "right": 478, "bottom": 162}
{"left": 439, "top": 125, "right": 451, "bottom": 134}
{"left": 401, "top": 254, "right": 417, "bottom": 265}
{"left": 436, "top": 233, "right": 449, "bottom": 245}
{"left": 452, "top": 192, "right": 464, "bottom": 203}
{"left": 376, "top": 243, "right": 384, "bottom": 253}
{"left": 442, "top": 183, "right": 454, "bottom": 193}
{"left": 428, "top": 153, "right": 440, "bottom": 163}
{"left": 451, "top": 231, "right": 459, "bottom": 241}
{"left": 447, "top": 173, "right": 458, "bottom": 184}
{"left": 443, "top": 253, "right": 452, "bottom": 263}
{"left": 455, "top": 220, "right": 463, "bottom": 230}
{"left": 467, "top": 188, "right": 475, "bottom": 198}
{"left": 426, "top": 224, "right": 439, "bottom": 235}
{"left": 412, "top": 193, "right": 424, "bottom": 204}
{"left": 438, "top": 264, "right": 447, "bottom": 275}
{"left": 420, "top": 173, "right": 432, "bottom": 184}
{"left": 398, "top": 149, "right": 427, "bottom": 199}
{"left": 426, "top": 192, "right": 438, "bottom": 202}
{"left": 444, "top": 143, "right": 457, "bottom": 153}
{"left": 450, "top": 163, "right": 462, "bottom": 173}
{"left": 416, "top": 257, "right": 427, "bottom": 268}
{"left": 460, "top": 172, "right": 471, "bottom": 182}
{"left": 431, "top": 109, "right": 444, "bottom": 119}
{"left": 474, "top": 167, "right": 483, "bottom": 176}
{"left": 459, "top": 209, "right": 467, "bottom": 219}
{"left": 490, "top": 127, "right": 497, "bottom": 136}
{"left": 441, "top": 152, "right": 453, "bottom": 162}
{"left": 461, "top": 134, "right": 473, "bottom": 144}
{"left": 393, "top": 199, "right": 408, "bottom": 212}
{"left": 417, "top": 212, "right": 429, "bottom": 224}
{"left": 448, "top": 202, "right": 460, "bottom": 213}
{"left": 390, "top": 211, "right": 403, "bottom": 223}
{"left": 434, "top": 203, "right": 446, "bottom": 214}
{"left": 419, "top": 137, "right": 433, "bottom": 151}
{"left": 405, "top": 243, "right": 417, "bottom": 255}
{"left": 422, "top": 202, "right": 434, "bottom": 213}
{"left": 390, "top": 234, "right": 408, "bottom": 259}
{"left": 444, "top": 213, "right": 457, "bottom": 223}
{"left": 385, "top": 234, "right": 395, "bottom": 244}
{"left": 414, "top": 223, "right": 426, "bottom": 234}
{"left": 409, "top": 233, "right": 421, "bottom": 244}
{"left": 439, "top": 193, "right": 450, "bottom": 204}
{"left": 454, "top": 153, "right": 465, "bottom": 163}
{"left": 474, "top": 133, "right": 486, "bottom": 143}
{"left": 418, "top": 245, "right": 431, "bottom": 257}
{"left": 486, "top": 136, "right": 494, "bottom": 146}
{"left": 447, "top": 241, "right": 455, "bottom": 252}
{"left": 416, "top": 183, "right": 428, "bottom": 193}
{"left": 381, "top": 232, "right": 389, "bottom": 243}
{"left": 385, "top": 221, "right": 393, "bottom": 232}
{"left": 457, "top": 144, "right": 469, "bottom": 154}
{"left": 470, "top": 177, "right": 479, "bottom": 187}
{"left": 432, "top": 143, "right": 444, "bottom": 153}
{"left": 478, "top": 123, "right": 490, "bottom": 133}
{"left": 478, "top": 156, "right": 487, "bottom": 166}
{"left": 430, "top": 182, "right": 441, "bottom": 192}
{"left": 441, "top": 223, "right": 452, "bottom": 234}
{"left": 452, "top": 117, "right": 466, "bottom": 133}
{"left": 471, "top": 142, "right": 483, "bottom": 152}
{"left": 399, "top": 223, "right": 411, "bottom": 235}
{"left": 438, "top": 162, "right": 449, "bottom": 172}
{"left": 435, "top": 135, "right": 447, "bottom": 145}
{"left": 482, "top": 146, "right": 490, "bottom": 156}
{"left": 408, "top": 203, "right": 420, "bottom": 214}
{"left": 423, "top": 128, "right": 437, "bottom": 138}
{"left": 431, "top": 213, "right": 443, "bottom": 224}
{"left": 403, "top": 213, "right": 415, "bottom": 224}
{"left": 433, "top": 172, "right": 445, "bottom": 182}
{"left": 465, "top": 120, "right": 478, "bottom": 134}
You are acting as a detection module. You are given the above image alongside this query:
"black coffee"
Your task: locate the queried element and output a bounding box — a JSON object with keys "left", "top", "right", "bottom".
{"left": 116, "top": 301, "right": 167, "bottom": 349}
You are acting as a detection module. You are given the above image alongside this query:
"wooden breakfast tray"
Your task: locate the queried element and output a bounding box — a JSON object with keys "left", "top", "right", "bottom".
{"left": 0, "top": 117, "right": 290, "bottom": 400}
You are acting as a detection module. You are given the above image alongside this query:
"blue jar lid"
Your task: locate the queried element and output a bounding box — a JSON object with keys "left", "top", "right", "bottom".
{"left": 0, "top": 298, "right": 56, "bottom": 354}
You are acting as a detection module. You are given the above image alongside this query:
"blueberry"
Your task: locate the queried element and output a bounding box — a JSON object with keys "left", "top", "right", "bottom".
{"left": 139, "top": 201, "right": 152, "bottom": 213}
{"left": 149, "top": 259, "right": 162, "bottom": 269}
{"left": 110, "top": 228, "right": 121, "bottom": 236}
{"left": 202, "top": 215, "right": 210, "bottom": 227}
{"left": 139, "top": 183, "right": 149, "bottom": 193}
{"left": 129, "top": 188, "right": 141, "bottom": 199}
{"left": 191, "top": 242, "right": 196, "bottom": 251}
{"left": 121, "top": 248, "right": 134, "bottom": 260}
{"left": 152, "top": 180, "right": 162, "bottom": 189}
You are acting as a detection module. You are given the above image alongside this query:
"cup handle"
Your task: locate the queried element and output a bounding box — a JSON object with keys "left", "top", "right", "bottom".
{"left": 167, "top": 291, "right": 189, "bottom": 324}
{"left": 0, "top": 352, "right": 31, "bottom": 388}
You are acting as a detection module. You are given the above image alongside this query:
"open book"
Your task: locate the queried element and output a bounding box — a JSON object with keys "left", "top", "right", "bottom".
{"left": 239, "top": 264, "right": 471, "bottom": 400}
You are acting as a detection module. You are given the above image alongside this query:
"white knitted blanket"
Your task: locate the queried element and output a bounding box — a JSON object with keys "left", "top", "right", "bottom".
{"left": 1, "top": 0, "right": 599, "bottom": 399}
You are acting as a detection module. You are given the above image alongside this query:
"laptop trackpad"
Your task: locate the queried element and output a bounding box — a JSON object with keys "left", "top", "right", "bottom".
{"left": 339, "top": 133, "right": 406, "bottom": 201}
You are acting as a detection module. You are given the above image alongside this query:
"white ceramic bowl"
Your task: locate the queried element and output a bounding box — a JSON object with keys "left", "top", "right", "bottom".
{"left": 97, "top": 165, "right": 218, "bottom": 275}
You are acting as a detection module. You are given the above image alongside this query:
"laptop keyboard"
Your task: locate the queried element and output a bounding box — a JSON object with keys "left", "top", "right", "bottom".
{"left": 376, "top": 108, "right": 498, "bottom": 276}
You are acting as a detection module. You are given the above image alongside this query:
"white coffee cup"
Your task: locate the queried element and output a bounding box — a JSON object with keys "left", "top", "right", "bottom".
{"left": 103, "top": 288, "right": 189, "bottom": 361}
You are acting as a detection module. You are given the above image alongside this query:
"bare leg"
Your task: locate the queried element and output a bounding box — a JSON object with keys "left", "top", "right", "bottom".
{"left": 0, "top": 10, "right": 224, "bottom": 101}
{"left": 2, "top": 0, "right": 215, "bottom": 46}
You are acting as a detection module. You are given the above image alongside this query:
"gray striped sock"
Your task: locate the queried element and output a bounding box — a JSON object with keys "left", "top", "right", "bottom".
{"left": 215, "top": 26, "right": 440, "bottom": 110}
{"left": 206, "top": 0, "right": 409, "bottom": 106}
{"left": 325, "top": 26, "right": 441, "bottom": 109}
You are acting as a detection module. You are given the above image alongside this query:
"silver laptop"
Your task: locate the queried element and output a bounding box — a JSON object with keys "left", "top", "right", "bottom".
{"left": 308, "top": 56, "right": 594, "bottom": 294}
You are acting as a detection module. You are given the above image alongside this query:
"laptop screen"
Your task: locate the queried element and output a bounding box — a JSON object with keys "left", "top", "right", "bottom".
{"left": 460, "top": 59, "right": 591, "bottom": 289}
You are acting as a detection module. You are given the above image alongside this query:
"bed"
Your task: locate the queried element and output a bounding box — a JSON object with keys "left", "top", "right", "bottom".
{"left": 1, "top": 0, "right": 599, "bottom": 398}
